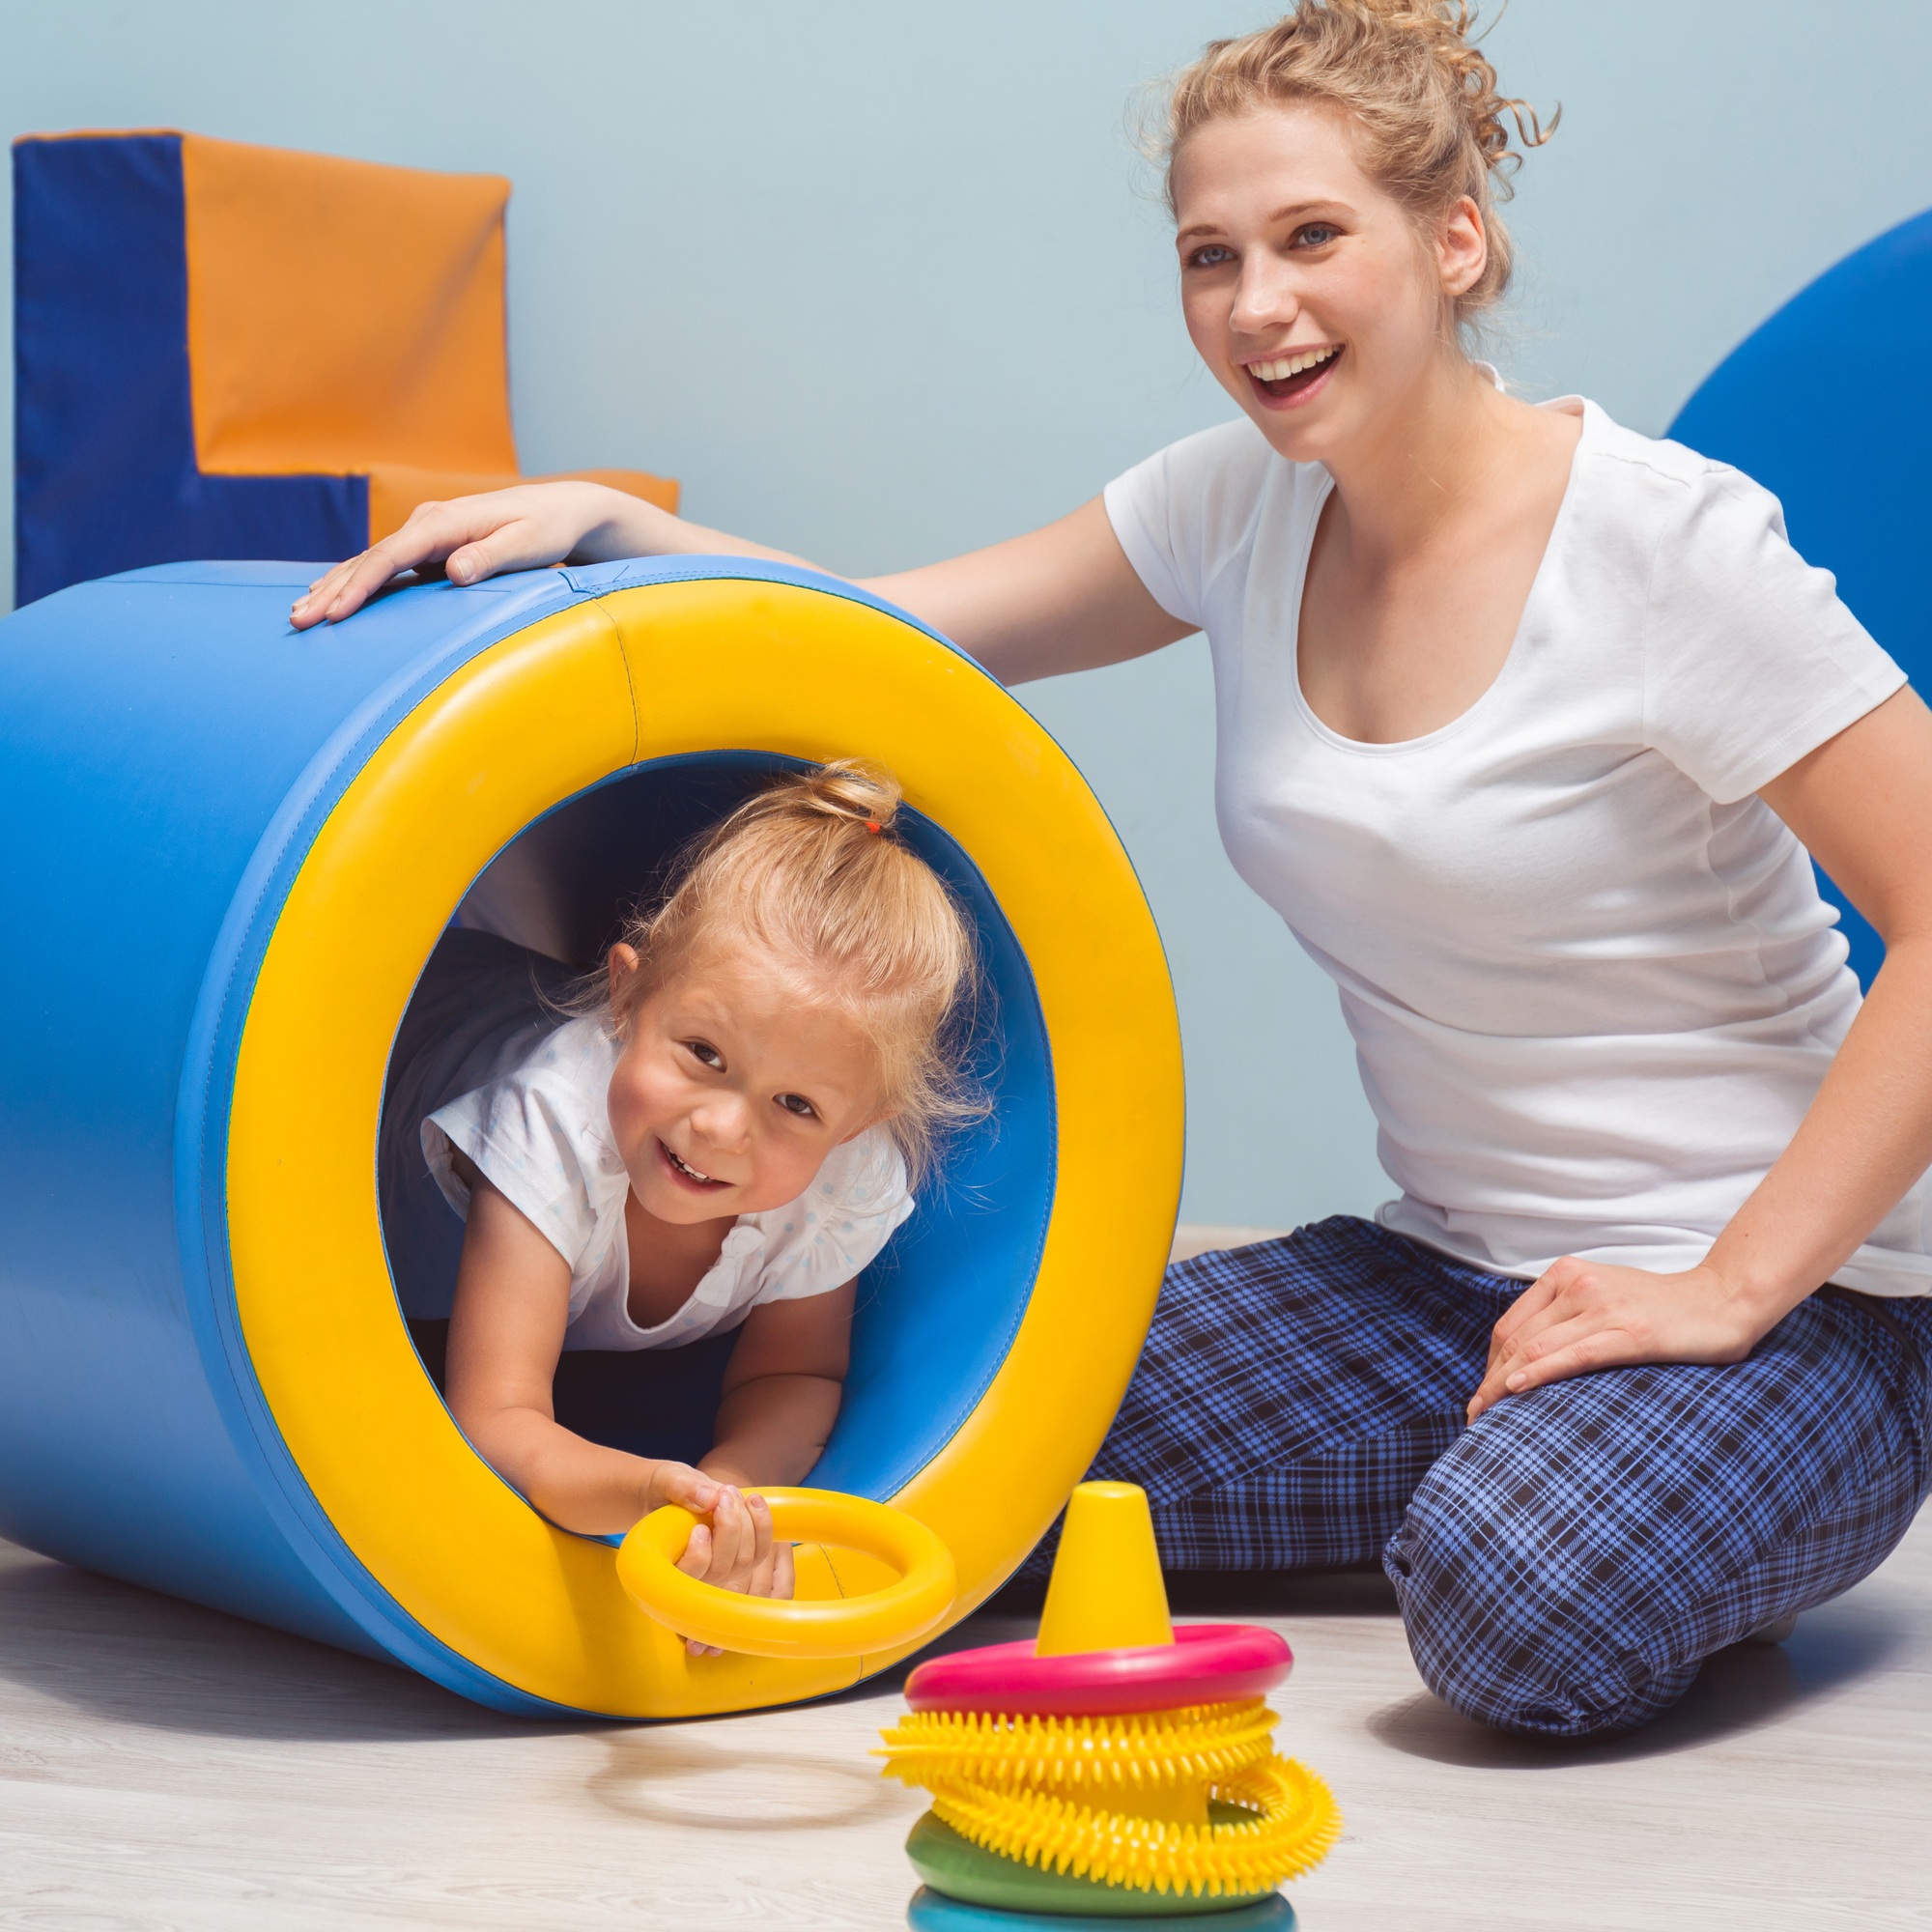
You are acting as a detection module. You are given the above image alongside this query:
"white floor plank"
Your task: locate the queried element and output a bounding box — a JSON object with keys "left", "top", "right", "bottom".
{"left": 0, "top": 1513, "right": 1926, "bottom": 1929}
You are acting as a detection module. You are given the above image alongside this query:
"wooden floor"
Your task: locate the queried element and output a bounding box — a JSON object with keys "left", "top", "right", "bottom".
{"left": 2, "top": 1508, "right": 1926, "bottom": 1930}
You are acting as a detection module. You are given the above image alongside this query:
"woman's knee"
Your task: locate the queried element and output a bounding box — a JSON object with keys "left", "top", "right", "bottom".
{"left": 1383, "top": 1463, "right": 1694, "bottom": 1741}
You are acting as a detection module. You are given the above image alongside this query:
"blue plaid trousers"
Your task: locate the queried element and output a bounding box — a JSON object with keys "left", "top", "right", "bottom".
{"left": 1053, "top": 1216, "right": 1932, "bottom": 1741}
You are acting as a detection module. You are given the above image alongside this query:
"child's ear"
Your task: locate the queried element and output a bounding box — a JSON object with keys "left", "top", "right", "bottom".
{"left": 607, "top": 942, "right": 641, "bottom": 1011}
{"left": 838, "top": 1107, "right": 898, "bottom": 1146}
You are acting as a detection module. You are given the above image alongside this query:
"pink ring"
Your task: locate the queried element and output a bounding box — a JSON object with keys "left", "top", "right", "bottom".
{"left": 906, "top": 1623, "right": 1293, "bottom": 1717}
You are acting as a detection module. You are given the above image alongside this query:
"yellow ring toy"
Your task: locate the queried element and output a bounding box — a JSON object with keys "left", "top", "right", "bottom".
{"left": 617, "top": 1489, "right": 958, "bottom": 1660}
{"left": 0, "top": 555, "right": 1183, "bottom": 1719}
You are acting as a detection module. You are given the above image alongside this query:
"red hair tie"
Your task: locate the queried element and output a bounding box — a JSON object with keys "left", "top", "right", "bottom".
{"left": 865, "top": 819, "right": 882, "bottom": 835}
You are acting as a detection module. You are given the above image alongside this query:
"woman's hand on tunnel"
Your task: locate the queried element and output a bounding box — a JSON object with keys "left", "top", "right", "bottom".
{"left": 288, "top": 481, "right": 666, "bottom": 630}
{"left": 1465, "top": 1256, "right": 1775, "bottom": 1421}
{"left": 669, "top": 1482, "right": 798, "bottom": 1658}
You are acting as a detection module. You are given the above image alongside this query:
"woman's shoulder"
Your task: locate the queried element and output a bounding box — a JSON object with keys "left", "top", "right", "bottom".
{"left": 1562, "top": 405, "right": 1902, "bottom": 802}
{"left": 1575, "top": 399, "right": 1785, "bottom": 536}
{"left": 1114, "top": 413, "right": 1321, "bottom": 506}
{"left": 1105, "top": 415, "right": 1325, "bottom": 627}
{"left": 1547, "top": 398, "right": 1820, "bottom": 624}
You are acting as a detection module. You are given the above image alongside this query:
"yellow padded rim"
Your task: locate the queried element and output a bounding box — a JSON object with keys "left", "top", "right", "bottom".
{"left": 224, "top": 580, "right": 1183, "bottom": 1718}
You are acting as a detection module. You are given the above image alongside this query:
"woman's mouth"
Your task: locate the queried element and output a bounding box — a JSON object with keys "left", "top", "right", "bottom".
{"left": 1244, "top": 344, "right": 1342, "bottom": 407}
{"left": 658, "top": 1139, "right": 729, "bottom": 1190}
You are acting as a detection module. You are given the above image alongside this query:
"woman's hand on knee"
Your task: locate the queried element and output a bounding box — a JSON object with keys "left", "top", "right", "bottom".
{"left": 1466, "top": 1257, "right": 1769, "bottom": 1420}
{"left": 289, "top": 481, "right": 666, "bottom": 630}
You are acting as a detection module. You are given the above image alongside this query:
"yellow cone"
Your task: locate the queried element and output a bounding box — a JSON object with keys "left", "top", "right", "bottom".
{"left": 1033, "top": 1480, "right": 1174, "bottom": 1657}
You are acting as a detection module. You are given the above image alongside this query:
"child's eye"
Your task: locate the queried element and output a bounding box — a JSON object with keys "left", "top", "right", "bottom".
{"left": 683, "top": 1038, "right": 724, "bottom": 1069}
{"left": 777, "top": 1094, "right": 818, "bottom": 1120}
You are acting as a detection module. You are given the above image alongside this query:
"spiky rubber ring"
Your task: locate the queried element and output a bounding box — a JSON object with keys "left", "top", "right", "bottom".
{"left": 879, "top": 1698, "right": 1341, "bottom": 1901}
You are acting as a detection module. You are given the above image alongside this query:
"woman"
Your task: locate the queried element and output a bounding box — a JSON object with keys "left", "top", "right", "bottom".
{"left": 298, "top": 0, "right": 1932, "bottom": 1740}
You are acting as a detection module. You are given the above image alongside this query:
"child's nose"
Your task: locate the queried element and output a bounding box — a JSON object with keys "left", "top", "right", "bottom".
{"left": 690, "top": 1094, "right": 752, "bottom": 1151}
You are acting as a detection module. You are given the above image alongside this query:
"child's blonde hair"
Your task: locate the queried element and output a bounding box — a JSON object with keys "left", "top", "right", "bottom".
{"left": 607, "top": 760, "right": 983, "bottom": 1182}
{"left": 1155, "top": 1, "right": 1556, "bottom": 325}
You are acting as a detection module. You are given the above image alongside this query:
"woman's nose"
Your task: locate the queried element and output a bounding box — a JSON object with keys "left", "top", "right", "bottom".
{"left": 1230, "top": 259, "right": 1298, "bottom": 337}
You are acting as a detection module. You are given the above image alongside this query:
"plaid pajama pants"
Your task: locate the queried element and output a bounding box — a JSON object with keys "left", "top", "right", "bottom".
{"left": 1046, "top": 1215, "right": 1932, "bottom": 1741}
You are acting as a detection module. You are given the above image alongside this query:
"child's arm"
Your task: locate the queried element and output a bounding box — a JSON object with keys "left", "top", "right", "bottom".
{"left": 700, "top": 1286, "right": 856, "bottom": 1491}
{"left": 444, "top": 1178, "right": 776, "bottom": 1590}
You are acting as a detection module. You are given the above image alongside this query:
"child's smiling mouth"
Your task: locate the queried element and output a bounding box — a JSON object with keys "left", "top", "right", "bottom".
{"left": 659, "top": 1138, "right": 730, "bottom": 1190}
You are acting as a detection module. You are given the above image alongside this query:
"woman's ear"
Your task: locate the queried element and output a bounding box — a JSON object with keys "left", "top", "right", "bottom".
{"left": 1436, "top": 194, "right": 1487, "bottom": 303}
{"left": 607, "top": 942, "right": 641, "bottom": 1011}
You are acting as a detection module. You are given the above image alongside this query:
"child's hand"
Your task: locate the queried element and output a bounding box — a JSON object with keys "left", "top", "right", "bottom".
{"left": 671, "top": 1485, "right": 798, "bottom": 1659}
{"left": 289, "top": 481, "right": 660, "bottom": 630}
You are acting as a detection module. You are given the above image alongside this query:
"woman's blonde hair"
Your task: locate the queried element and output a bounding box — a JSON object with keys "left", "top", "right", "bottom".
{"left": 1156, "top": 0, "right": 1555, "bottom": 323}
{"left": 606, "top": 759, "right": 982, "bottom": 1183}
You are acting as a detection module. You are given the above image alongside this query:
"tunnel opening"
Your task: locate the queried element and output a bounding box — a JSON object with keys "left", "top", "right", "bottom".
{"left": 378, "top": 751, "right": 1056, "bottom": 1510}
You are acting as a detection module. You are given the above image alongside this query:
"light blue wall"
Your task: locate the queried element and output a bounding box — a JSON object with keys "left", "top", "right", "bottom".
{"left": 7, "top": 3, "right": 1931, "bottom": 1227}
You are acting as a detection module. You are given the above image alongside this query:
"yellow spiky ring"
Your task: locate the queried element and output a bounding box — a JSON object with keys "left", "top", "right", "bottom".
{"left": 882, "top": 1484, "right": 1341, "bottom": 1922}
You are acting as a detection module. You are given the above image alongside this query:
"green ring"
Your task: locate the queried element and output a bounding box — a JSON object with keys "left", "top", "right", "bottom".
{"left": 906, "top": 1810, "right": 1280, "bottom": 1919}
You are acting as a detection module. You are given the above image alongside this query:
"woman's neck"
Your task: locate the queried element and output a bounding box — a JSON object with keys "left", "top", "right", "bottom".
{"left": 1321, "top": 347, "right": 1539, "bottom": 566}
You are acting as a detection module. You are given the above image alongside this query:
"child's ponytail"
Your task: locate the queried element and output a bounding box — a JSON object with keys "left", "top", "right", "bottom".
{"left": 784, "top": 758, "right": 904, "bottom": 838}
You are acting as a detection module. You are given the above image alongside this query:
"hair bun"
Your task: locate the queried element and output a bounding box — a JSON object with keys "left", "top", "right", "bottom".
{"left": 793, "top": 757, "right": 904, "bottom": 835}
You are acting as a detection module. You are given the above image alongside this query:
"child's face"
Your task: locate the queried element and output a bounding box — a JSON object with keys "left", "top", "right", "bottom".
{"left": 604, "top": 946, "right": 887, "bottom": 1225}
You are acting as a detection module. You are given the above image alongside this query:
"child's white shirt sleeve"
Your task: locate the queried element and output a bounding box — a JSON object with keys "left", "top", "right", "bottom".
{"left": 421, "top": 1017, "right": 626, "bottom": 1294}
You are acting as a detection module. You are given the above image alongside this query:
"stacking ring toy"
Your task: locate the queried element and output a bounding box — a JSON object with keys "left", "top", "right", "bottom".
{"left": 617, "top": 1489, "right": 957, "bottom": 1660}
{"left": 879, "top": 1484, "right": 1341, "bottom": 1915}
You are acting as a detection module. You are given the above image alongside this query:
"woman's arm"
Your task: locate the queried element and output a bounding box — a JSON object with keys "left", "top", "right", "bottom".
{"left": 289, "top": 483, "right": 1188, "bottom": 686}
{"left": 700, "top": 1286, "right": 856, "bottom": 1489}
{"left": 1469, "top": 686, "right": 1932, "bottom": 1416}
{"left": 444, "top": 1178, "right": 782, "bottom": 1605}
{"left": 861, "top": 499, "right": 1192, "bottom": 684}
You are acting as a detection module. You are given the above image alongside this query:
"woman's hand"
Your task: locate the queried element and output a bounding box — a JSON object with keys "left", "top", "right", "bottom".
{"left": 289, "top": 481, "right": 668, "bottom": 631}
{"left": 1465, "top": 1257, "right": 1778, "bottom": 1421}
{"left": 668, "top": 1482, "right": 796, "bottom": 1659}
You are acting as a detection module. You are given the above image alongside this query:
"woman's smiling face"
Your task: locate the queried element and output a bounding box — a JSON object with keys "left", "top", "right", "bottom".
{"left": 1171, "top": 100, "right": 1487, "bottom": 467}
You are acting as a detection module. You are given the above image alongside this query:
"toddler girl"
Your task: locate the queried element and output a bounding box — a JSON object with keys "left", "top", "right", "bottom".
{"left": 385, "top": 761, "right": 977, "bottom": 1629}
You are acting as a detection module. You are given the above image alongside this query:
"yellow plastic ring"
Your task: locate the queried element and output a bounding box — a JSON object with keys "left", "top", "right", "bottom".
{"left": 615, "top": 1487, "right": 958, "bottom": 1660}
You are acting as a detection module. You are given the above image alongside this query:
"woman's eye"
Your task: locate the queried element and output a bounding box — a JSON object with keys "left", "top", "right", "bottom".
{"left": 1295, "top": 223, "right": 1340, "bottom": 248}
{"left": 1185, "top": 243, "right": 1236, "bottom": 270}
{"left": 777, "top": 1094, "right": 818, "bottom": 1120}
{"left": 684, "top": 1039, "right": 724, "bottom": 1069}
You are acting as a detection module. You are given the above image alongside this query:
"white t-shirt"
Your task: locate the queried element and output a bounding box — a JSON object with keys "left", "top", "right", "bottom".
{"left": 1105, "top": 398, "right": 1930, "bottom": 1296}
{"left": 400, "top": 945, "right": 914, "bottom": 1349}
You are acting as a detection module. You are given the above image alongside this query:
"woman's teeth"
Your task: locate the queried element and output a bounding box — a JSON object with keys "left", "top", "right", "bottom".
{"left": 1251, "top": 346, "right": 1339, "bottom": 382}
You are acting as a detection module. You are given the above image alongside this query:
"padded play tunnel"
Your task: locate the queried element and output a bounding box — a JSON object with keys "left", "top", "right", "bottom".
{"left": 0, "top": 556, "right": 1183, "bottom": 1719}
